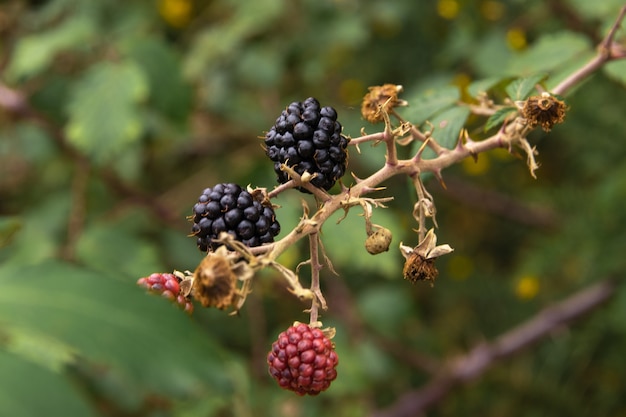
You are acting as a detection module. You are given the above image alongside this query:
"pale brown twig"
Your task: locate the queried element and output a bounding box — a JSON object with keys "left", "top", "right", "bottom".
{"left": 370, "top": 278, "right": 619, "bottom": 417}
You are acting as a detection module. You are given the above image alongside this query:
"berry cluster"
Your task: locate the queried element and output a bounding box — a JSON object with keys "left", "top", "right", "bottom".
{"left": 267, "top": 323, "right": 339, "bottom": 395}
{"left": 190, "top": 183, "right": 280, "bottom": 252}
{"left": 137, "top": 273, "right": 194, "bottom": 314}
{"left": 264, "top": 97, "right": 349, "bottom": 191}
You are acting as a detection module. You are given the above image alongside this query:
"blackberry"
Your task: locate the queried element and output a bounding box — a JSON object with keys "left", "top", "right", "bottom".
{"left": 267, "top": 323, "right": 339, "bottom": 395}
{"left": 265, "top": 97, "right": 349, "bottom": 191}
{"left": 190, "top": 183, "right": 280, "bottom": 252}
{"left": 137, "top": 273, "right": 194, "bottom": 314}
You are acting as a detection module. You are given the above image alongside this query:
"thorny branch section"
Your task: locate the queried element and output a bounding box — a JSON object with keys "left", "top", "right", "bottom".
{"left": 187, "top": 5, "right": 625, "bottom": 328}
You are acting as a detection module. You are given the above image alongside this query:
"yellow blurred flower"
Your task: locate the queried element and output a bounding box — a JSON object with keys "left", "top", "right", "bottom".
{"left": 507, "top": 28, "right": 527, "bottom": 50}
{"left": 158, "top": 0, "right": 192, "bottom": 28}
{"left": 515, "top": 275, "right": 540, "bottom": 300}
{"left": 437, "top": 0, "right": 460, "bottom": 20}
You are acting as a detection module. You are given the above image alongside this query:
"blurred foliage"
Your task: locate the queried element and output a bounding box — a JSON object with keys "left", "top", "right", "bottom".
{"left": 1, "top": 0, "right": 626, "bottom": 416}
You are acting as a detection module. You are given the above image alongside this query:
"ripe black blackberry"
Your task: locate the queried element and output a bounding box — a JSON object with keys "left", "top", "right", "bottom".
{"left": 267, "top": 323, "right": 339, "bottom": 395}
{"left": 264, "top": 97, "right": 349, "bottom": 191}
{"left": 190, "top": 183, "right": 280, "bottom": 252}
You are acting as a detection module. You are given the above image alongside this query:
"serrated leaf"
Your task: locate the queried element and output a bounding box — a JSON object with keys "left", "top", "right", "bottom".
{"left": 0, "top": 350, "right": 97, "bottom": 417}
{"left": 505, "top": 73, "right": 548, "bottom": 101}
{"left": 485, "top": 106, "right": 518, "bottom": 132}
{"left": 65, "top": 62, "right": 148, "bottom": 163}
{"left": 507, "top": 31, "right": 592, "bottom": 75}
{"left": 5, "top": 18, "right": 95, "bottom": 81}
{"left": 0, "top": 261, "right": 232, "bottom": 397}
{"left": 399, "top": 85, "right": 460, "bottom": 125}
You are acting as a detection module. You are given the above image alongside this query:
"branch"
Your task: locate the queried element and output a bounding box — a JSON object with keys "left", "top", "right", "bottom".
{"left": 552, "top": 5, "right": 626, "bottom": 96}
{"left": 370, "top": 278, "right": 619, "bottom": 417}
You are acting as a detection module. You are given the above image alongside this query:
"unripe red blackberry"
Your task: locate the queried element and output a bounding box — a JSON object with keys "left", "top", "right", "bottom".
{"left": 267, "top": 323, "right": 338, "bottom": 395}
{"left": 190, "top": 183, "right": 280, "bottom": 252}
{"left": 264, "top": 97, "right": 349, "bottom": 192}
{"left": 137, "top": 273, "right": 194, "bottom": 314}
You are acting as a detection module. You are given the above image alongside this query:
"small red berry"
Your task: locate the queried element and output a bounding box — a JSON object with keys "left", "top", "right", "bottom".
{"left": 137, "top": 273, "right": 193, "bottom": 314}
{"left": 267, "top": 323, "right": 338, "bottom": 395}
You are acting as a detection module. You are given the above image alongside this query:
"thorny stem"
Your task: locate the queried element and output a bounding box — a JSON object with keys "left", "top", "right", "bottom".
{"left": 307, "top": 233, "right": 326, "bottom": 325}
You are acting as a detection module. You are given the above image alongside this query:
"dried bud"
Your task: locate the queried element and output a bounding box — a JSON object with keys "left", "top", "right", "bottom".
{"left": 399, "top": 229, "right": 453, "bottom": 285}
{"left": 192, "top": 252, "right": 237, "bottom": 309}
{"left": 521, "top": 92, "right": 567, "bottom": 132}
{"left": 361, "top": 84, "right": 407, "bottom": 124}
{"left": 365, "top": 226, "right": 393, "bottom": 255}
{"left": 403, "top": 252, "right": 438, "bottom": 284}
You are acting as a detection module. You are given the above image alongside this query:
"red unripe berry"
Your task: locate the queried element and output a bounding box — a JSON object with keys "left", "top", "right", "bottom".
{"left": 267, "top": 324, "right": 338, "bottom": 395}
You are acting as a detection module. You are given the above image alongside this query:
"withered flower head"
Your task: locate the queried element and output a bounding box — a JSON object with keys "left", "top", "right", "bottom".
{"left": 361, "top": 84, "right": 407, "bottom": 124}
{"left": 192, "top": 250, "right": 237, "bottom": 310}
{"left": 399, "top": 229, "right": 453, "bottom": 285}
{"left": 521, "top": 92, "right": 567, "bottom": 132}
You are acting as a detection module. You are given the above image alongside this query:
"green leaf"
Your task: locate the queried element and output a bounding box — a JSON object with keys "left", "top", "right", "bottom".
{"left": 426, "top": 105, "right": 471, "bottom": 149}
{"left": 0, "top": 349, "right": 96, "bottom": 417}
{"left": 603, "top": 60, "right": 626, "bottom": 89}
{"left": 75, "top": 222, "right": 165, "bottom": 279}
{"left": 123, "top": 37, "right": 192, "bottom": 121}
{"left": 0, "top": 217, "right": 22, "bottom": 249}
{"left": 0, "top": 261, "right": 232, "bottom": 398}
{"left": 64, "top": 61, "right": 148, "bottom": 163}
{"left": 5, "top": 18, "right": 95, "bottom": 81}
{"left": 322, "top": 207, "right": 403, "bottom": 278}
{"left": 467, "top": 76, "right": 509, "bottom": 99}
{"left": 399, "top": 85, "right": 460, "bottom": 125}
{"left": 507, "top": 31, "right": 592, "bottom": 75}
{"left": 485, "top": 106, "right": 518, "bottom": 132}
{"left": 505, "top": 73, "right": 548, "bottom": 101}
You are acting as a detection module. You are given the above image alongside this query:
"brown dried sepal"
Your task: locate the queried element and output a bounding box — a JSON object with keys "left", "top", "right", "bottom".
{"left": 361, "top": 84, "right": 407, "bottom": 124}
{"left": 192, "top": 252, "right": 237, "bottom": 310}
{"left": 521, "top": 92, "right": 567, "bottom": 132}
{"left": 403, "top": 252, "right": 438, "bottom": 285}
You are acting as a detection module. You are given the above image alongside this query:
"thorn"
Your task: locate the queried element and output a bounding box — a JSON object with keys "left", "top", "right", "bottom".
{"left": 434, "top": 170, "right": 447, "bottom": 190}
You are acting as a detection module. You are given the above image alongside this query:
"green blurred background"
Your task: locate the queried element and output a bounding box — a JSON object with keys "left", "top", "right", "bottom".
{"left": 1, "top": 0, "right": 626, "bottom": 416}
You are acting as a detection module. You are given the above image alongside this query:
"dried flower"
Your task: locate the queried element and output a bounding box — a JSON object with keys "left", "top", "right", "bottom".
{"left": 192, "top": 250, "right": 237, "bottom": 309}
{"left": 400, "top": 229, "right": 453, "bottom": 285}
{"left": 521, "top": 92, "right": 567, "bottom": 132}
{"left": 361, "top": 84, "right": 407, "bottom": 124}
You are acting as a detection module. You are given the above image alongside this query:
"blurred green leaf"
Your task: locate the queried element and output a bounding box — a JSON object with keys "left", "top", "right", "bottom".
{"left": 0, "top": 349, "right": 96, "bottom": 417}
{"left": 64, "top": 61, "right": 148, "bottom": 163}
{"left": 5, "top": 17, "right": 95, "bottom": 81}
{"left": 505, "top": 73, "right": 548, "bottom": 101}
{"left": 75, "top": 221, "right": 165, "bottom": 279}
{"left": 323, "top": 206, "right": 403, "bottom": 277}
{"left": 0, "top": 261, "right": 233, "bottom": 398}
{"left": 427, "top": 105, "right": 471, "bottom": 149}
{"left": 357, "top": 285, "right": 414, "bottom": 338}
{"left": 485, "top": 106, "right": 518, "bottom": 132}
{"left": 400, "top": 85, "right": 460, "bottom": 125}
{"left": 507, "top": 31, "right": 592, "bottom": 75}
{"left": 123, "top": 37, "right": 192, "bottom": 122}
{"left": 603, "top": 60, "right": 626, "bottom": 89}
{"left": 0, "top": 217, "right": 22, "bottom": 249}
{"left": 467, "top": 76, "right": 508, "bottom": 99}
